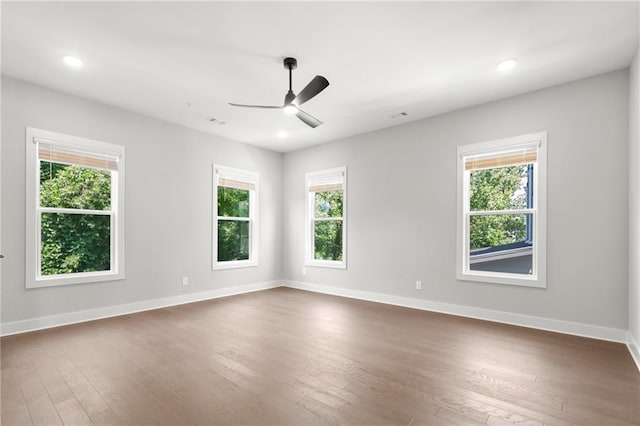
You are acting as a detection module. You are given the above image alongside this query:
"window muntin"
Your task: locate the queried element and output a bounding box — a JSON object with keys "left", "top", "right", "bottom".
{"left": 26, "top": 128, "right": 125, "bottom": 288}
{"left": 306, "top": 167, "right": 347, "bottom": 268}
{"left": 213, "top": 165, "right": 258, "bottom": 269}
{"left": 457, "top": 132, "right": 546, "bottom": 287}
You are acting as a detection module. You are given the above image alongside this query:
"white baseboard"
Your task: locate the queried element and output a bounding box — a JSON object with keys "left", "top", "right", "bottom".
{"left": 628, "top": 332, "right": 640, "bottom": 372}
{"left": 0, "top": 281, "right": 281, "bottom": 336}
{"left": 283, "top": 280, "right": 629, "bottom": 344}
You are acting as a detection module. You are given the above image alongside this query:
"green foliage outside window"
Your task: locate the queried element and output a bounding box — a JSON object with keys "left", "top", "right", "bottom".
{"left": 469, "top": 165, "right": 528, "bottom": 250}
{"left": 218, "top": 187, "right": 249, "bottom": 217}
{"left": 39, "top": 162, "right": 112, "bottom": 275}
{"left": 217, "top": 186, "right": 250, "bottom": 261}
{"left": 314, "top": 190, "right": 343, "bottom": 261}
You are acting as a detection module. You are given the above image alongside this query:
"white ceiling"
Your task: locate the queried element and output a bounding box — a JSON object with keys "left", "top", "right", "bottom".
{"left": 2, "top": 2, "right": 639, "bottom": 153}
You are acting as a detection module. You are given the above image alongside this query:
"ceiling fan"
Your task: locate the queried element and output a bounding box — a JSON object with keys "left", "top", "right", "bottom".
{"left": 229, "top": 57, "right": 329, "bottom": 128}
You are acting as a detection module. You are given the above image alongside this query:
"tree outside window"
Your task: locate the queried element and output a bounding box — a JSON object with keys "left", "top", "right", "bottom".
{"left": 313, "top": 190, "right": 343, "bottom": 261}
{"left": 217, "top": 186, "right": 250, "bottom": 262}
{"left": 469, "top": 164, "right": 529, "bottom": 250}
{"left": 39, "top": 162, "right": 112, "bottom": 275}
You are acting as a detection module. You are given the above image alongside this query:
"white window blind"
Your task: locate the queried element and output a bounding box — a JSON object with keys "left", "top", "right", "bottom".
{"left": 215, "top": 166, "right": 257, "bottom": 191}
{"left": 37, "top": 138, "right": 120, "bottom": 171}
{"left": 307, "top": 168, "right": 345, "bottom": 193}
{"left": 464, "top": 144, "right": 538, "bottom": 171}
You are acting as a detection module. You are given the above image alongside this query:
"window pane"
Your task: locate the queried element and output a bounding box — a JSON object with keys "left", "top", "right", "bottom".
{"left": 469, "top": 214, "right": 532, "bottom": 275}
{"left": 314, "top": 220, "right": 343, "bottom": 261}
{"left": 41, "top": 213, "right": 111, "bottom": 275}
{"left": 218, "top": 187, "right": 250, "bottom": 218}
{"left": 314, "top": 190, "right": 343, "bottom": 218}
{"left": 470, "top": 165, "right": 530, "bottom": 211}
{"left": 218, "top": 220, "right": 250, "bottom": 261}
{"left": 40, "top": 162, "right": 111, "bottom": 210}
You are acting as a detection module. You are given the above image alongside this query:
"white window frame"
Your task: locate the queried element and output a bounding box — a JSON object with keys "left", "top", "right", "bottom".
{"left": 25, "top": 128, "right": 125, "bottom": 288}
{"left": 212, "top": 164, "right": 258, "bottom": 270}
{"left": 456, "top": 131, "right": 547, "bottom": 288}
{"left": 305, "top": 166, "right": 347, "bottom": 269}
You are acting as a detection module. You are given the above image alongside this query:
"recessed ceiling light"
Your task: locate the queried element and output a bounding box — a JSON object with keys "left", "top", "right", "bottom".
{"left": 277, "top": 131, "right": 287, "bottom": 138}
{"left": 62, "top": 55, "right": 83, "bottom": 68}
{"left": 497, "top": 58, "right": 517, "bottom": 72}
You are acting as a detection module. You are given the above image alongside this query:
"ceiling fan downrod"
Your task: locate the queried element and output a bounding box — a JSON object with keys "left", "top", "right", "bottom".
{"left": 284, "top": 57, "right": 297, "bottom": 104}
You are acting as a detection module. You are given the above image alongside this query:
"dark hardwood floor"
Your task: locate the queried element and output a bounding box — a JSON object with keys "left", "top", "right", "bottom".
{"left": 1, "top": 287, "right": 639, "bottom": 425}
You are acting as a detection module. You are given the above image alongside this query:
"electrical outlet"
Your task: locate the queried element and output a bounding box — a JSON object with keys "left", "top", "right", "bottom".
{"left": 182, "top": 277, "right": 189, "bottom": 286}
{"left": 302, "top": 268, "right": 307, "bottom": 276}
{"left": 416, "top": 280, "right": 422, "bottom": 290}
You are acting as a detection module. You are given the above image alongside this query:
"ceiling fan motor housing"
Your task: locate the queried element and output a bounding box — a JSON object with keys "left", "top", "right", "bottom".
{"left": 284, "top": 91, "right": 296, "bottom": 105}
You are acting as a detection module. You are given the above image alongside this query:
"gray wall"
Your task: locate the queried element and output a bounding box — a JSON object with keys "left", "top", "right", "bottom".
{"left": 283, "top": 70, "right": 630, "bottom": 330}
{"left": 2, "top": 69, "right": 633, "bottom": 333}
{"left": 1, "top": 77, "right": 282, "bottom": 324}
{"left": 630, "top": 45, "right": 640, "bottom": 345}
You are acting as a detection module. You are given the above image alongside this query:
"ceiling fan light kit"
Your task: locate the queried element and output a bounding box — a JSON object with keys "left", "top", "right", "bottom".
{"left": 229, "top": 57, "right": 329, "bottom": 128}
{"left": 283, "top": 104, "right": 298, "bottom": 115}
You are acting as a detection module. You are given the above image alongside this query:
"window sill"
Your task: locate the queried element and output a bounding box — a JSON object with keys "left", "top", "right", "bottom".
{"left": 27, "top": 271, "right": 124, "bottom": 289}
{"left": 213, "top": 260, "right": 258, "bottom": 270}
{"left": 305, "top": 260, "right": 346, "bottom": 269}
{"left": 457, "top": 270, "right": 546, "bottom": 288}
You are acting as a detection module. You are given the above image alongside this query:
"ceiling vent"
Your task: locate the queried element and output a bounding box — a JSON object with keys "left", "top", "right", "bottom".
{"left": 209, "top": 118, "right": 226, "bottom": 125}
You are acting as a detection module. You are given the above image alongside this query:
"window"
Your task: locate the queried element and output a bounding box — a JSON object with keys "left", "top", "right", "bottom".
{"left": 26, "top": 128, "right": 125, "bottom": 288}
{"left": 305, "top": 167, "right": 347, "bottom": 268}
{"left": 213, "top": 165, "right": 258, "bottom": 269}
{"left": 457, "top": 132, "right": 547, "bottom": 287}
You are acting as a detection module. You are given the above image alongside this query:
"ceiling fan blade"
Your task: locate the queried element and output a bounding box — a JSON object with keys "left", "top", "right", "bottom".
{"left": 296, "top": 109, "right": 323, "bottom": 128}
{"left": 229, "top": 102, "right": 282, "bottom": 109}
{"left": 293, "top": 76, "right": 329, "bottom": 106}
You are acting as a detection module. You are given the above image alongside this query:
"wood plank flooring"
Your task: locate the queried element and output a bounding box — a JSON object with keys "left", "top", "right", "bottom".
{"left": 1, "top": 287, "right": 639, "bottom": 425}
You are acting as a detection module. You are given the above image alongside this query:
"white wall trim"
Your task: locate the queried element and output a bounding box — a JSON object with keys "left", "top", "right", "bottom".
{"left": 0, "top": 281, "right": 280, "bottom": 336}
{"left": 627, "top": 332, "right": 640, "bottom": 373}
{"left": 283, "top": 280, "right": 628, "bottom": 344}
